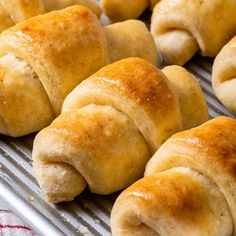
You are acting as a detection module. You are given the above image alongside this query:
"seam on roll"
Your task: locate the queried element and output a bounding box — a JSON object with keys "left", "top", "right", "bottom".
{"left": 67, "top": 82, "right": 164, "bottom": 153}
{"left": 13, "top": 54, "right": 56, "bottom": 117}
{"left": 31, "top": 57, "right": 57, "bottom": 116}
{"left": 153, "top": 25, "right": 200, "bottom": 51}
{"left": 57, "top": 103, "right": 150, "bottom": 156}
{"left": 168, "top": 28, "right": 198, "bottom": 48}
{"left": 0, "top": 39, "right": 57, "bottom": 117}
{"left": 122, "top": 220, "right": 159, "bottom": 236}
{"left": 213, "top": 57, "right": 236, "bottom": 85}
{"left": 34, "top": 159, "right": 87, "bottom": 202}
{"left": 65, "top": 100, "right": 152, "bottom": 155}
{"left": 151, "top": 158, "right": 235, "bottom": 233}
{"left": 0, "top": 53, "right": 55, "bottom": 135}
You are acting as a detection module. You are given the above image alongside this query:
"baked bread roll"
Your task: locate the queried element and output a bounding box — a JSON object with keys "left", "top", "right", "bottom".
{"left": 212, "top": 36, "right": 236, "bottom": 114}
{"left": 111, "top": 116, "right": 236, "bottom": 236}
{"left": 161, "top": 65, "right": 207, "bottom": 129}
{"left": 104, "top": 19, "right": 157, "bottom": 63}
{"left": 0, "top": 6, "right": 108, "bottom": 137}
{"left": 0, "top": 6, "right": 157, "bottom": 137}
{"left": 0, "top": 0, "right": 101, "bottom": 33}
{"left": 101, "top": 0, "right": 161, "bottom": 22}
{"left": 32, "top": 57, "right": 208, "bottom": 203}
{"left": 151, "top": 0, "right": 236, "bottom": 65}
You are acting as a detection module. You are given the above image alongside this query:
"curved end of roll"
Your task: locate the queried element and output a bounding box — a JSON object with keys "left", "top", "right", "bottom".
{"left": 101, "top": 0, "right": 148, "bottom": 22}
{"left": 104, "top": 19, "right": 157, "bottom": 65}
{"left": 33, "top": 160, "right": 86, "bottom": 203}
{"left": 213, "top": 77, "right": 236, "bottom": 115}
{"left": 0, "top": 109, "right": 54, "bottom": 137}
{"left": 151, "top": 27, "right": 198, "bottom": 65}
{"left": 162, "top": 65, "right": 208, "bottom": 130}
{"left": 111, "top": 167, "right": 233, "bottom": 236}
{"left": 0, "top": 54, "right": 55, "bottom": 137}
{"left": 212, "top": 38, "right": 236, "bottom": 114}
{"left": 32, "top": 127, "right": 87, "bottom": 203}
{"left": 33, "top": 104, "right": 150, "bottom": 202}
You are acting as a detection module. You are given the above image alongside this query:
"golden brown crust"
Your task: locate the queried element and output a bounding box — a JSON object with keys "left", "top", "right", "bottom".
{"left": 154, "top": 116, "right": 236, "bottom": 179}
{"left": 0, "top": 0, "right": 102, "bottom": 35}
{"left": 0, "top": 6, "right": 108, "bottom": 136}
{"left": 151, "top": 0, "right": 236, "bottom": 65}
{"left": 0, "top": 6, "right": 108, "bottom": 115}
{"left": 91, "top": 59, "right": 171, "bottom": 112}
{"left": 63, "top": 57, "right": 182, "bottom": 152}
{"left": 0, "top": 55, "right": 55, "bottom": 136}
{"left": 111, "top": 167, "right": 233, "bottom": 236}
{"left": 145, "top": 116, "right": 236, "bottom": 233}
{"left": 123, "top": 172, "right": 209, "bottom": 220}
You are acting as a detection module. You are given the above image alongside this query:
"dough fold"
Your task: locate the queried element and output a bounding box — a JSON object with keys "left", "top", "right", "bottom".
{"left": 151, "top": 0, "right": 236, "bottom": 65}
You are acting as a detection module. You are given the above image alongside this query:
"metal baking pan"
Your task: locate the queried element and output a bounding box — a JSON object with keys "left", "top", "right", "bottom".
{"left": 0, "top": 2, "right": 236, "bottom": 235}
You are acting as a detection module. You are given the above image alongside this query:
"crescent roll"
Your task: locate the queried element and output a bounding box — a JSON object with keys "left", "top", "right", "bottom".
{"left": 111, "top": 116, "right": 236, "bottom": 236}
{"left": 104, "top": 19, "right": 157, "bottom": 64}
{"left": 0, "top": 6, "right": 157, "bottom": 137}
{"left": 32, "top": 57, "right": 208, "bottom": 203}
{"left": 151, "top": 0, "right": 236, "bottom": 65}
{"left": 0, "top": 0, "right": 101, "bottom": 33}
{"left": 212, "top": 35, "right": 236, "bottom": 114}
